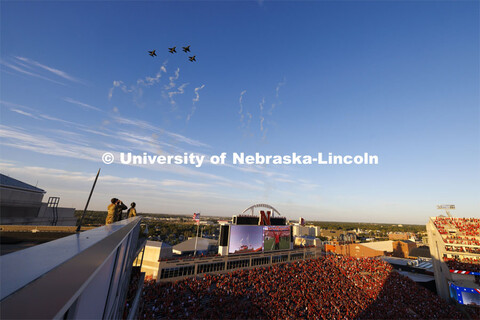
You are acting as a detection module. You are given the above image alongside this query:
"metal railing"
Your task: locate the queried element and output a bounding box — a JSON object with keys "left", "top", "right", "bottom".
{"left": 0, "top": 217, "right": 143, "bottom": 319}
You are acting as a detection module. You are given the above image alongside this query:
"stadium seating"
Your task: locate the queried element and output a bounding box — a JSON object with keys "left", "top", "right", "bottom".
{"left": 140, "top": 256, "right": 463, "bottom": 319}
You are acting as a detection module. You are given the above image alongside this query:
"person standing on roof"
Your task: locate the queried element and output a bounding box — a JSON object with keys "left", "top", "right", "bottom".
{"left": 106, "top": 198, "right": 127, "bottom": 224}
{"left": 115, "top": 199, "right": 127, "bottom": 221}
{"left": 127, "top": 202, "right": 137, "bottom": 218}
{"left": 106, "top": 198, "right": 117, "bottom": 225}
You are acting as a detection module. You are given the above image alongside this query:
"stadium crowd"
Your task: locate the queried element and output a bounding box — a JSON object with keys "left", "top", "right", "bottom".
{"left": 140, "top": 256, "right": 464, "bottom": 319}
{"left": 444, "top": 235, "right": 480, "bottom": 246}
{"left": 446, "top": 246, "right": 480, "bottom": 254}
{"left": 434, "top": 217, "right": 480, "bottom": 237}
{"left": 443, "top": 256, "right": 480, "bottom": 273}
{"left": 124, "top": 267, "right": 142, "bottom": 318}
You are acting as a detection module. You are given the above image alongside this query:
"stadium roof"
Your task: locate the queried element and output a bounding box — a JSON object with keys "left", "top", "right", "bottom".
{"left": 0, "top": 174, "right": 45, "bottom": 193}
{"left": 382, "top": 256, "right": 433, "bottom": 272}
{"left": 397, "top": 271, "right": 434, "bottom": 283}
{"left": 172, "top": 237, "right": 217, "bottom": 254}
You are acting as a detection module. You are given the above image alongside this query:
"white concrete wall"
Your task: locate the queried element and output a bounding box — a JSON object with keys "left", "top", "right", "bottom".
{"left": 0, "top": 186, "right": 44, "bottom": 205}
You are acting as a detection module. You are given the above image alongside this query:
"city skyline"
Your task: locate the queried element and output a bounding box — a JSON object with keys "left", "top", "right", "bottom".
{"left": 1, "top": 1, "right": 478, "bottom": 224}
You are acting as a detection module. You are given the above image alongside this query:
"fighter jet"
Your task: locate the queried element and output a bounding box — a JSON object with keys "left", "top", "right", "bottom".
{"left": 148, "top": 50, "right": 157, "bottom": 57}
{"left": 168, "top": 47, "right": 176, "bottom": 53}
{"left": 189, "top": 56, "right": 196, "bottom": 62}
{"left": 182, "top": 45, "right": 191, "bottom": 53}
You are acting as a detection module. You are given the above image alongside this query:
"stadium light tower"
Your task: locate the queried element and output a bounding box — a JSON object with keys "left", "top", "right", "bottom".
{"left": 436, "top": 204, "right": 455, "bottom": 218}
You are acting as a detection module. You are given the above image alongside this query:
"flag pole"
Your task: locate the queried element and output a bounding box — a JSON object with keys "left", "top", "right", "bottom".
{"left": 194, "top": 215, "right": 200, "bottom": 256}
{"left": 76, "top": 168, "right": 101, "bottom": 233}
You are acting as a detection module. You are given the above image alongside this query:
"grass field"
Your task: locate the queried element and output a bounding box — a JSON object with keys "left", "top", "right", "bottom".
{"left": 264, "top": 237, "right": 290, "bottom": 251}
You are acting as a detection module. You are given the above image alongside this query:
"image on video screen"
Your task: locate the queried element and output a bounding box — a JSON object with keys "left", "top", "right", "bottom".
{"left": 263, "top": 226, "right": 290, "bottom": 251}
{"left": 228, "top": 225, "right": 263, "bottom": 254}
{"left": 461, "top": 291, "right": 480, "bottom": 306}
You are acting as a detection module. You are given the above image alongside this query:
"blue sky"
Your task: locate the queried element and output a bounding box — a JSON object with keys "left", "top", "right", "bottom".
{"left": 1, "top": 1, "right": 478, "bottom": 224}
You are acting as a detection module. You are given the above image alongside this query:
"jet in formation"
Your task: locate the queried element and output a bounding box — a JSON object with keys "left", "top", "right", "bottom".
{"left": 148, "top": 46, "right": 195, "bottom": 61}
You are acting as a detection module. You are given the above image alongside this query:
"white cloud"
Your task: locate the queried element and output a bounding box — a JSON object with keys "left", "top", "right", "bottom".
{"left": 238, "top": 90, "right": 247, "bottom": 127}
{"left": 108, "top": 80, "right": 134, "bottom": 100}
{"left": 63, "top": 97, "right": 103, "bottom": 112}
{"left": 259, "top": 97, "right": 265, "bottom": 131}
{"left": 270, "top": 77, "right": 286, "bottom": 115}
{"left": 246, "top": 112, "right": 252, "bottom": 129}
{"left": 275, "top": 77, "right": 287, "bottom": 99}
{"left": 1, "top": 100, "right": 41, "bottom": 120}
{"left": 1, "top": 59, "right": 65, "bottom": 85}
{"left": 109, "top": 62, "right": 168, "bottom": 102}
{"left": 0, "top": 100, "right": 36, "bottom": 111}
{"left": 164, "top": 68, "right": 180, "bottom": 90}
{"left": 0, "top": 100, "right": 91, "bottom": 128}
{"left": 112, "top": 115, "right": 210, "bottom": 148}
{"left": 15, "top": 56, "right": 83, "bottom": 84}
{"left": 187, "top": 84, "right": 205, "bottom": 122}
{"left": 38, "top": 113, "right": 80, "bottom": 127}
{"left": 137, "top": 62, "right": 168, "bottom": 87}
{"left": 168, "top": 83, "right": 188, "bottom": 107}
{"left": 162, "top": 129, "right": 208, "bottom": 148}
{"left": 0, "top": 125, "right": 102, "bottom": 162}
{"left": 10, "top": 109, "right": 41, "bottom": 120}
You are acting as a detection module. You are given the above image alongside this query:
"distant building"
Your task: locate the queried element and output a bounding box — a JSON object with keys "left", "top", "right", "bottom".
{"left": 392, "top": 240, "right": 417, "bottom": 258}
{"left": 388, "top": 232, "right": 415, "bottom": 241}
{"left": 339, "top": 232, "right": 357, "bottom": 242}
{"left": 292, "top": 225, "right": 316, "bottom": 237}
{"left": 319, "top": 229, "right": 347, "bottom": 240}
{"left": 172, "top": 237, "right": 218, "bottom": 256}
{"left": 294, "top": 235, "right": 320, "bottom": 247}
{"left": 0, "top": 174, "right": 76, "bottom": 226}
{"left": 422, "top": 236, "right": 429, "bottom": 246}
{"left": 141, "top": 241, "right": 172, "bottom": 279}
{"left": 329, "top": 242, "right": 385, "bottom": 258}
{"left": 325, "top": 240, "right": 417, "bottom": 259}
{"left": 409, "top": 246, "right": 432, "bottom": 258}
{"left": 199, "top": 220, "right": 215, "bottom": 225}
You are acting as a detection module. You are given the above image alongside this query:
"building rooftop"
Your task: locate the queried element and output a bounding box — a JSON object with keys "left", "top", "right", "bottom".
{"left": 0, "top": 174, "right": 45, "bottom": 193}
{"left": 382, "top": 256, "right": 433, "bottom": 272}
{"left": 146, "top": 240, "right": 171, "bottom": 248}
{"left": 172, "top": 237, "right": 217, "bottom": 254}
{"left": 361, "top": 240, "right": 394, "bottom": 252}
{"left": 409, "top": 246, "right": 431, "bottom": 258}
{"left": 397, "top": 270, "right": 434, "bottom": 283}
{"left": 0, "top": 225, "right": 94, "bottom": 256}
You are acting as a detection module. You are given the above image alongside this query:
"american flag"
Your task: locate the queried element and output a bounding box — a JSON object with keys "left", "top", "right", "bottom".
{"left": 193, "top": 212, "right": 200, "bottom": 221}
